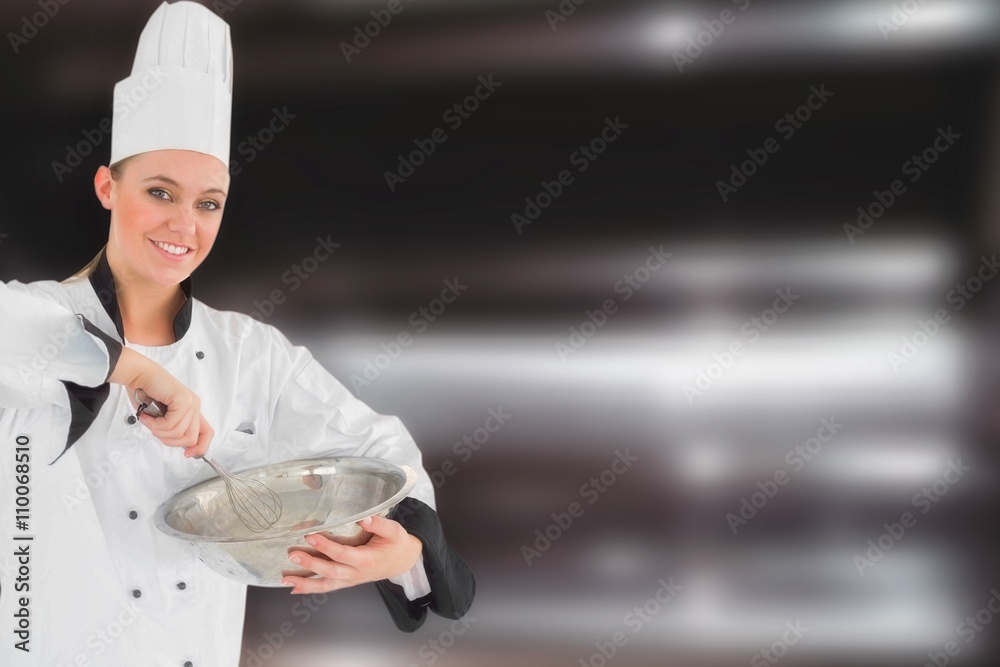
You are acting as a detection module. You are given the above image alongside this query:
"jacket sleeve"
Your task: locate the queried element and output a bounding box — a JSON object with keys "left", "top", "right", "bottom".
{"left": 264, "top": 325, "right": 475, "bottom": 630}
{"left": 0, "top": 280, "right": 122, "bottom": 462}
{"left": 376, "top": 497, "right": 477, "bottom": 632}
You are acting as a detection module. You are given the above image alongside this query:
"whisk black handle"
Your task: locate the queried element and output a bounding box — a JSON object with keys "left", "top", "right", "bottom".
{"left": 135, "top": 388, "right": 167, "bottom": 419}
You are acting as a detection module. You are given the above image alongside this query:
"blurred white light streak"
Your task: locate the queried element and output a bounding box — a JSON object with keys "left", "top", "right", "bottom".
{"left": 447, "top": 237, "right": 958, "bottom": 297}
{"left": 889, "top": 2, "right": 987, "bottom": 38}
{"left": 324, "top": 327, "right": 967, "bottom": 412}
{"left": 665, "top": 549, "right": 958, "bottom": 650}
{"left": 818, "top": 441, "right": 958, "bottom": 483}
{"left": 639, "top": 13, "right": 698, "bottom": 52}
{"left": 661, "top": 240, "right": 956, "bottom": 292}
{"left": 479, "top": 549, "right": 957, "bottom": 650}
{"left": 638, "top": 0, "right": 1000, "bottom": 54}
{"left": 679, "top": 436, "right": 960, "bottom": 486}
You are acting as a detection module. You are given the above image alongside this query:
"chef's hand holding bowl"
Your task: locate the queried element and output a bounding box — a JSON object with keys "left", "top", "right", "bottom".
{"left": 109, "top": 346, "right": 214, "bottom": 457}
{"left": 282, "top": 513, "right": 423, "bottom": 595}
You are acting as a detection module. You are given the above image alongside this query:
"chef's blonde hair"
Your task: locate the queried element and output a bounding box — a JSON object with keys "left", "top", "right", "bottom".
{"left": 64, "top": 157, "right": 135, "bottom": 283}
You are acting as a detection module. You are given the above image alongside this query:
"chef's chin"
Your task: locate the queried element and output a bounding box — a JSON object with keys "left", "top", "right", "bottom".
{"left": 145, "top": 249, "right": 197, "bottom": 285}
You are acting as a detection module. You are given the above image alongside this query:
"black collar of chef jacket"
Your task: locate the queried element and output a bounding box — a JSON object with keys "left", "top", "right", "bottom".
{"left": 89, "top": 247, "right": 194, "bottom": 342}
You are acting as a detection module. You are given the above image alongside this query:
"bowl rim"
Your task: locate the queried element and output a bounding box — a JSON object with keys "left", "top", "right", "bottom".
{"left": 152, "top": 456, "right": 418, "bottom": 544}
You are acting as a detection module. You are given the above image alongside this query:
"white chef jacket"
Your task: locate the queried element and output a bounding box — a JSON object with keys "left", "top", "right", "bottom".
{"left": 0, "top": 253, "right": 438, "bottom": 667}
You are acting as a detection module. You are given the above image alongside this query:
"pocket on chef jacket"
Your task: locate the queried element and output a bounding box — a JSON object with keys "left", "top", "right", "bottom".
{"left": 209, "top": 422, "right": 267, "bottom": 471}
{"left": 216, "top": 428, "right": 253, "bottom": 454}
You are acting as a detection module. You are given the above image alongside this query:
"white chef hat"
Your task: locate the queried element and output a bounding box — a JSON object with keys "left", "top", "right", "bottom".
{"left": 110, "top": 1, "right": 233, "bottom": 168}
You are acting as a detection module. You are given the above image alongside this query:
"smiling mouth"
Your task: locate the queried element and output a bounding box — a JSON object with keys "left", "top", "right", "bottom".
{"left": 151, "top": 239, "right": 193, "bottom": 256}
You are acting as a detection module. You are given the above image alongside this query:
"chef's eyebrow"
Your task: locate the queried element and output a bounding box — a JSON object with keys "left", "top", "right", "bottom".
{"left": 142, "top": 175, "right": 227, "bottom": 197}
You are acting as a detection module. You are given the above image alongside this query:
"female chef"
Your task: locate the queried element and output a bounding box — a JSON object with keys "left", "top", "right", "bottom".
{"left": 0, "top": 2, "right": 473, "bottom": 666}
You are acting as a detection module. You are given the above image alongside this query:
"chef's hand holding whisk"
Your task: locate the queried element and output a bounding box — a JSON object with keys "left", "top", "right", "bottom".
{"left": 109, "top": 347, "right": 214, "bottom": 458}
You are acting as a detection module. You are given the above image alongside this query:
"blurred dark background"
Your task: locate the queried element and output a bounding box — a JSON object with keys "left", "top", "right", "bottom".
{"left": 3, "top": 0, "right": 1000, "bottom": 665}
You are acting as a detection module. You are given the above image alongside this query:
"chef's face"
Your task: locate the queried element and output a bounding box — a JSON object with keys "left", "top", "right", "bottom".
{"left": 95, "top": 149, "right": 230, "bottom": 287}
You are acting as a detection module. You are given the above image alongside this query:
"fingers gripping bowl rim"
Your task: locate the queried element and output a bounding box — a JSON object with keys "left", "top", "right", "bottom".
{"left": 153, "top": 457, "right": 417, "bottom": 586}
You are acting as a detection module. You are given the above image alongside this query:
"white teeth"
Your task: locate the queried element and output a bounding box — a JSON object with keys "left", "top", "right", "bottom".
{"left": 153, "top": 241, "right": 190, "bottom": 256}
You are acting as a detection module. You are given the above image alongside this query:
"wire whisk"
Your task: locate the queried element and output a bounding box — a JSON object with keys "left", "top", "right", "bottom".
{"left": 193, "top": 453, "right": 282, "bottom": 533}
{"left": 135, "top": 389, "right": 283, "bottom": 533}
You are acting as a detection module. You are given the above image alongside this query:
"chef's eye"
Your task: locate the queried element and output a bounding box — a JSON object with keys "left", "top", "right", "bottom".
{"left": 199, "top": 200, "right": 222, "bottom": 211}
{"left": 148, "top": 188, "right": 172, "bottom": 202}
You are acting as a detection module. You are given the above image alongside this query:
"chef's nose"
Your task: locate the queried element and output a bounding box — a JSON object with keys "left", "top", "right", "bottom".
{"left": 167, "top": 205, "right": 197, "bottom": 236}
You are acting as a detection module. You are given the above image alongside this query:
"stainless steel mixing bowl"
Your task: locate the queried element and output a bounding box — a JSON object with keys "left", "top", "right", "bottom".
{"left": 153, "top": 457, "right": 417, "bottom": 586}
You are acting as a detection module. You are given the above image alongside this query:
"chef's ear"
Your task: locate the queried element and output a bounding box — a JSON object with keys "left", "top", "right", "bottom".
{"left": 94, "top": 165, "right": 114, "bottom": 211}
